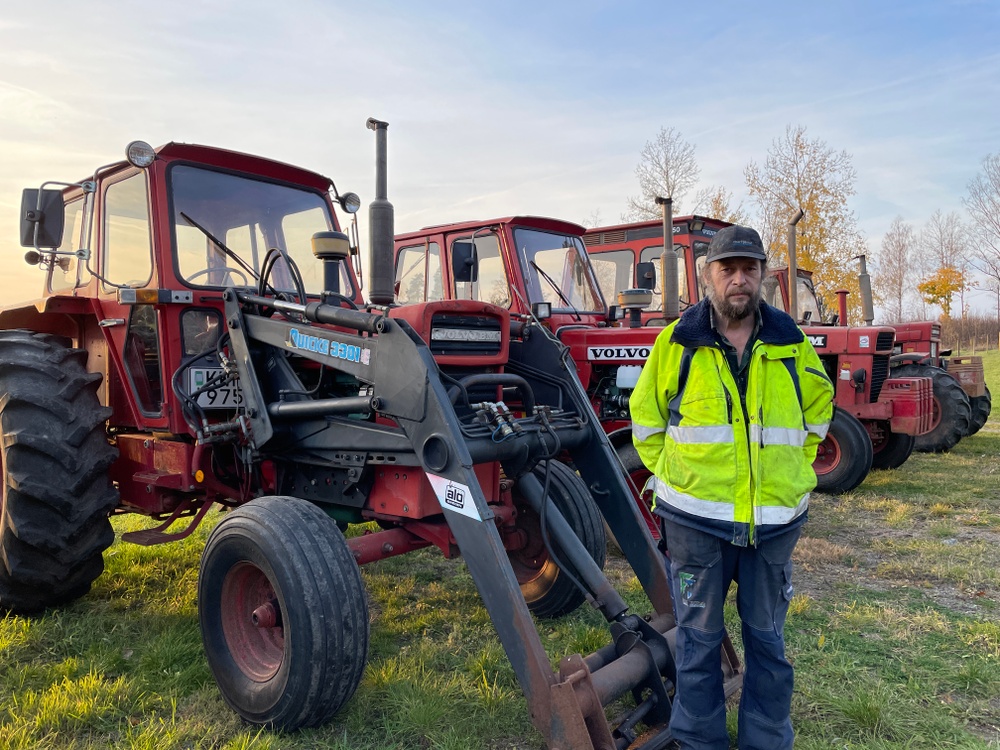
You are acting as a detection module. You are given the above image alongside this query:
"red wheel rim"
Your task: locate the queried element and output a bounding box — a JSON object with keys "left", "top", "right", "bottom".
{"left": 813, "top": 435, "right": 842, "bottom": 475}
{"left": 220, "top": 562, "right": 284, "bottom": 682}
{"left": 508, "top": 507, "right": 548, "bottom": 585}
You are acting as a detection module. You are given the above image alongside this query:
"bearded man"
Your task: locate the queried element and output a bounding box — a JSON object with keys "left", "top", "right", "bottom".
{"left": 629, "top": 224, "right": 834, "bottom": 750}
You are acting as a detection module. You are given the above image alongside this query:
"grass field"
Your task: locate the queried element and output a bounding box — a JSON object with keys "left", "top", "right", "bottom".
{"left": 1, "top": 351, "right": 998, "bottom": 749}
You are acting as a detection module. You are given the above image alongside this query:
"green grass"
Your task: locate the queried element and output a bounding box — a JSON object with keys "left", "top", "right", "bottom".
{"left": 1, "top": 351, "right": 998, "bottom": 749}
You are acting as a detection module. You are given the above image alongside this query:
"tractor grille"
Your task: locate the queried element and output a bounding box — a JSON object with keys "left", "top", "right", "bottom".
{"left": 429, "top": 314, "right": 502, "bottom": 357}
{"left": 870, "top": 354, "right": 890, "bottom": 401}
{"left": 875, "top": 331, "right": 895, "bottom": 353}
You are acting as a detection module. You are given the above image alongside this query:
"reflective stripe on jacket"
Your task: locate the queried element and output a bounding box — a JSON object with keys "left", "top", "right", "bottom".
{"left": 630, "top": 299, "right": 834, "bottom": 543}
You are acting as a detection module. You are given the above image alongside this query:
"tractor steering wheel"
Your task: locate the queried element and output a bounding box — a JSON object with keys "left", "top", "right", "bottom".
{"left": 186, "top": 266, "right": 251, "bottom": 287}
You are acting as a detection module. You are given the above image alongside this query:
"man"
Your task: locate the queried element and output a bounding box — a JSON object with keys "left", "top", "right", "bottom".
{"left": 629, "top": 225, "right": 834, "bottom": 750}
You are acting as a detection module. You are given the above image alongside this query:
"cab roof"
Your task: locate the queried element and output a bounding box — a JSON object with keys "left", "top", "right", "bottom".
{"left": 395, "top": 215, "right": 586, "bottom": 242}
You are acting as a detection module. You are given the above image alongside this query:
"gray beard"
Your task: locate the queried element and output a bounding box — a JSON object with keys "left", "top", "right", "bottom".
{"left": 707, "top": 285, "right": 762, "bottom": 322}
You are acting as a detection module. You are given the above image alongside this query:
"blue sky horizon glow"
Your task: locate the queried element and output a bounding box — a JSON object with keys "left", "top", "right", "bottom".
{"left": 2, "top": 0, "right": 998, "bottom": 314}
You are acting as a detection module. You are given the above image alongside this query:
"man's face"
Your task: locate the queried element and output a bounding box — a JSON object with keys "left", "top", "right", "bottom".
{"left": 704, "top": 257, "right": 764, "bottom": 322}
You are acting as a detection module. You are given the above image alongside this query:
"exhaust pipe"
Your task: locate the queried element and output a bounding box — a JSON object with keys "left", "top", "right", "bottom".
{"left": 367, "top": 118, "right": 395, "bottom": 306}
{"left": 787, "top": 209, "right": 804, "bottom": 322}
{"left": 856, "top": 254, "right": 875, "bottom": 325}
{"left": 656, "top": 196, "right": 678, "bottom": 320}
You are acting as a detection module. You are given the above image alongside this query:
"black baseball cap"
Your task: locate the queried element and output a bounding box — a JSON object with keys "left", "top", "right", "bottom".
{"left": 704, "top": 225, "right": 767, "bottom": 263}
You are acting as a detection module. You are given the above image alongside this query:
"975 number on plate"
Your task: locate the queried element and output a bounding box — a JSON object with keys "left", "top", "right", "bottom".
{"left": 188, "top": 368, "right": 243, "bottom": 409}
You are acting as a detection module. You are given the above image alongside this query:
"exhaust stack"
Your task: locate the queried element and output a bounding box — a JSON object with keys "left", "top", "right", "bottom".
{"left": 367, "top": 118, "right": 395, "bottom": 306}
{"left": 856, "top": 254, "right": 875, "bottom": 325}
{"left": 656, "top": 196, "right": 678, "bottom": 320}
{"left": 787, "top": 209, "right": 804, "bottom": 322}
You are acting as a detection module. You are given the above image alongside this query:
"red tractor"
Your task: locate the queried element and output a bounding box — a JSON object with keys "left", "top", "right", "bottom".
{"left": 582, "top": 217, "right": 933, "bottom": 493}
{"left": 2, "top": 125, "right": 739, "bottom": 750}
{"left": 891, "top": 320, "right": 989, "bottom": 448}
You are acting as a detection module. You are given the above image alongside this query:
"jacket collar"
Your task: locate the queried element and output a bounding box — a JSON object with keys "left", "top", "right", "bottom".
{"left": 671, "top": 298, "right": 804, "bottom": 348}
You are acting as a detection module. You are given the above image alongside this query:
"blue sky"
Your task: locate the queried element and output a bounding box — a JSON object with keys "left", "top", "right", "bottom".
{"left": 2, "top": 0, "right": 998, "bottom": 311}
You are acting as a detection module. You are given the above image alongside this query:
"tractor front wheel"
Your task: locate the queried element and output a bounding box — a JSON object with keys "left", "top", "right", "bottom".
{"left": 868, "top": 421, "right": 916, "bottom": 471}
{"left": 813, "top": 408, "right": 873, "bottom": 494}
{"left": 508, "top": 461, "right": 606, "bottom": 619}
{"left": 198, "top": 496, "right": 369, "bottom": 730}
{"left": 0, "top": 330, "right": 118, "bottom": 613}
{"left": 893, "top": 365, "right": 971, "bottom": 452}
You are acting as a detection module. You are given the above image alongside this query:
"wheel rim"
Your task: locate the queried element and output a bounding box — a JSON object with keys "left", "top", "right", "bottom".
{"left": 813, "top": 435, "right": 842, "bottom": 475}
{"left": 220, "top": 562, "right": 284, "bottom": 682}
{"left": 508, "top": 506, "right": 550, "bottom": 587}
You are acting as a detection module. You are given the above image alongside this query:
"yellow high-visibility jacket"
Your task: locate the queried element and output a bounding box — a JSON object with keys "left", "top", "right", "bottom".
{"left": 630, "top": 299, "right": 834, "bottom": 544}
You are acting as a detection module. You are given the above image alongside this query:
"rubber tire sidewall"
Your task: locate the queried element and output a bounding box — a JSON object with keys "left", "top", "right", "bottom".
{"left": 869, "top": 423, "right": 916, "bottom": 471}
{"left": 813, "top": 408, "right": 873, "bottom": 494}
{"left": 514, "top": 461, "right": 606, "bottom": 619}
{"left": 199, "top": 496, "right": 369, "bottom": 730}
{"left": 967, "top": 386, "right": 992, "bottom": 437}
{"left": 0, "top": 329, "right": 117, "bottom": 613}
{"left": 893, "top": 364, "right": 971, "bottom": 452}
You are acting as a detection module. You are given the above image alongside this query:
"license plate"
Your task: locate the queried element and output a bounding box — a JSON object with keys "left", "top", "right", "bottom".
{"left": 188, "top": 368, "right": 244, "bottom": 409}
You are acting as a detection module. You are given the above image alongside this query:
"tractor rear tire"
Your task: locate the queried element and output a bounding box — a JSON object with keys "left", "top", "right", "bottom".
{"left": 0, "top": 330, "right": 118, "bottom": 614}
{"left": 509, "top": 461, "right": 606, "bottom": 619}
{"left": 813, "top": 408, "right": 872, "bottom": 494}
{"left": 967, "top": 386, "right": 992, "bottom": 437}
{"left": 894, "top": 365, "right": 971, "bottom": 452}
{"left": 869, "top": 422, "right": 916, "bottom": 471}
{"left": 198, "top": 495, "right": 369, "bottom": 730}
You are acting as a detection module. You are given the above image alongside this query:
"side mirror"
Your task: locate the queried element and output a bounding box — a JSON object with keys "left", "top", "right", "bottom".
{"left": 20, "top": 188, "right": 65, "bottom": 248}
{"left": 451, "top": 240, "right": 478, "bottom": 283}
{"left": 635, "top": 261, "right": 656, "bottom": 291}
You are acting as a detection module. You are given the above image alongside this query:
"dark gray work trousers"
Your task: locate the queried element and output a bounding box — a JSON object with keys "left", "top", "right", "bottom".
{"left": 662, "top": 521, "right": 801, "bottom": 750}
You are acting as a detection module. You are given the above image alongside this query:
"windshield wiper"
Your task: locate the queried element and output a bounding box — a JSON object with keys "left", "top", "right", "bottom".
{"left": 180, "top": 212, "right": 262, "bottom": 287}
{"left": 529, "top": 260, "right": 582, "bottom": 321}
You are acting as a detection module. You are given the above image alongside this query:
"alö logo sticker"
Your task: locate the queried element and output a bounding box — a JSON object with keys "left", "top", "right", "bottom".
{"left": 426, "top": 474, "right": 482, "bottom": 521}
{"left": 588, "top": 346, "right": 651, "bottom": 361}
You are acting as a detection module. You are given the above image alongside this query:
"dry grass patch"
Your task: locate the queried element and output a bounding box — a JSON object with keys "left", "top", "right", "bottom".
{"left": 794, "top": 535, "right": 854, "bottom": 570}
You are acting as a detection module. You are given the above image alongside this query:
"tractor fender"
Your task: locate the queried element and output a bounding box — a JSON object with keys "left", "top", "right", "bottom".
{"left": 606, "top": 425, "right": 634, "bottom": 451}
{"left": 890, "top": 352, "right": 932, "bottom": 367}
{"left": 0, "top": 297, "right": 89, "bottom": 340}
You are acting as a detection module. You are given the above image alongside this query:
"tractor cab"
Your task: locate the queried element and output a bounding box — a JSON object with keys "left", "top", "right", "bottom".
{"left": 13, "top": 141, "right": 365, "bottom": 436}
{"left": 394, "top": 216, "right": 611, "bottom": 331}
{"left": 762, "top": 266, "right": 825, "bottom": 324}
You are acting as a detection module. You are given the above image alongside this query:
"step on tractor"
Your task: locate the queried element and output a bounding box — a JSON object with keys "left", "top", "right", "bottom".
{"left": 582, "top": 215, "right": 934, "bottom": 495}
{"left": 2, "top": 123, "right": 742, "bottom": 750}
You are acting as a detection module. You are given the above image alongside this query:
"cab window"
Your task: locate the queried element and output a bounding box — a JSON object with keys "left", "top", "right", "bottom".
{"left": 451, "top": 234, "right": 509, "bottom": 307}
{"left": 589, "top": 249, "right": 633, "bottom": 306}
{"left": 49, "top": 197, "right": 87, "bottom": 293}
{"left": 103, "top": 173, "right": 153, "bottom": 288}
{"left": 639, "top": 245, "right": 689, "bottom": 310}
{"left": 395, "top": 241, "right": 443, "bottom": 304}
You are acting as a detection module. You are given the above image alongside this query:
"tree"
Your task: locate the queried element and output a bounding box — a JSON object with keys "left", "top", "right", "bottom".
{"left": 580, "top": 208, "right": 605, "bottom": 229}
{"left": 689, "top": 185, "right": 750, "bottom": 226}
{"left": 917, "top": 266, "right": 966, "bottom": 318}
{"left": 964, "top": 153, "right": 1000, "bottom": 323}
{"left": 917, "top": 210, "right": 971, "bottom": 316}
{"left": 623, "top": 127, "right": 700, "bottom": 221}
{"left": 873, "top": 216, "right": 915, "bottom": 323}
{"left": 744, "top": 125, "right": 868, "bottom": 322}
